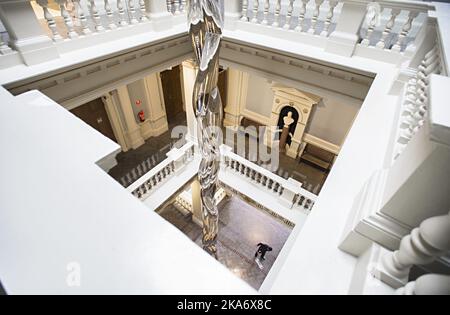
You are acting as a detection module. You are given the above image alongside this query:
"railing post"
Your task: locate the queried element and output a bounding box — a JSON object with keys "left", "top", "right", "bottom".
{"left": 147, "top": 0, "right": 173, "bottom": 30}
{"left": 325, "top": 0, "right": 369, "bottom": 57}
{"left": 0, "top": 0, "right": 59, "bottom": 65}
{"left": 373, "top": 212, "right": 450, "bottom": 288}
{"left": 280, "top": 178, "right": 303, "bottom": 208}
{"left": 396, "top": 274, "right": 450, "bottom": 295}
{"left": 225, "top": 0, "right": 243, "bottom": 29}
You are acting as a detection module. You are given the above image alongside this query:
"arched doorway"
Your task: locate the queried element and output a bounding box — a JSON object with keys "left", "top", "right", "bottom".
{"left": 276, "top": 106, "right": 299, "bottom": 146}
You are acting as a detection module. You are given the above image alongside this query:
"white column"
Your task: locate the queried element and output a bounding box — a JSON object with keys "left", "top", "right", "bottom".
{"left": 181, "top": 60, "right": 198, "bottom": 143}
{"left": 116, "top": 85, "right": 145, "bottom": 149}
{"left": 224, "top": 68, "right": 249, "bottom": 129}
{"left": 143, "top": 73, "right": 169, "bottom": 138}
{"left": 325, "top": 0, "right": 368, "bottom": 57}
{"left": 191, "top": 179, "right": 203, "bottom": 227}
{"left": 0, "top": 0, "right": 59, "bottom": 65}
{"left": 103, "top": 93, "right": 129, "bottom": 152}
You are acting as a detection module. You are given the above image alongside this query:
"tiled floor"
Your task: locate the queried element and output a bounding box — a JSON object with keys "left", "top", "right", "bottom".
{"left": 158, "top": 195, "right": 293, "bottom": 290}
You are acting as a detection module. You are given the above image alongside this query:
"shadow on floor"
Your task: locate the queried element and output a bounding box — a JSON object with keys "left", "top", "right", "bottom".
{"left": 158, "top": 194, "right": 293, "bottom": 290}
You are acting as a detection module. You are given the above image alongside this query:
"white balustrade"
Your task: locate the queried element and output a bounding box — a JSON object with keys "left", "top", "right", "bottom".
{"left": 89, "top": 0, "right": 106, "bottom": 32}
{"left": 221, "top": 144, "right": 317, "bottom": 212}
{"left": 394, "top": 44, "right": 442, "bottom": 159}
{"left": 251, "top": 0, "right": 259, "bottom": 23}
{"left": 295, "top": 0, "right": 309, "bottom": 32}
{"left": 128, "top": 0, "right": 139, "bottom": 24}
{"left": 378, "top": 212, "right": 450, "bottom": 288}
{"left": 396, "top": 274, "right": 450, "bottom": 295}
{"left": 307, "top": 0, "right": 324, "bottom": 34}
{"left": 57, "top": 0, "right": 79, "bottom": 38}
{"left": 262, "top": 0, "right": 270, "bottom": 25}
{"left": 129, "top": 142, "right": 195, "bottom": 200}
{"left": 0, "top": 32, "right": 12, "bottom": 54}
{"left": 272, "top": 0, "right": 281, "bottom": 27}
{"left": 283, "top": 0, "right": 295, "bottom": 30}
{"left": 74, "top": 0, "right": 92, "bottom": 35}
{"left": 320, "top": 0, "right": 338, "bottom": 37}
{"left": 37, "top": 0, "right": 63, "bottom": 42}
{"left": 392, "top": 10, "right": 419, "bottom": 52}
{"left": 117, "top": 0, "right": 129, "bottom": 26}
{"left": 241, "top": 0, "right": 249, "bottom": 21}
{"left": 104, "top": 0, "right": 117, "bottom": 29}
{"left": 375, "top": 8, "right": 400, "bottom": 49}
{"left": 139, "top": 0, "right": 149, "bottom": 21}
{"left": 361, "top": 3, "right": 378, "bottom": 46}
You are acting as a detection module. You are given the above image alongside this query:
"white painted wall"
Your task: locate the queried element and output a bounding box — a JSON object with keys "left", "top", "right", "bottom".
{"left": 307, "top": 98, "right": 361, "bottom": 146}
{"left": 244, "top": 72, "right": 361, "bottom": 146}
{"left": 245, "top": 74, "right": 273, "bottom": 118}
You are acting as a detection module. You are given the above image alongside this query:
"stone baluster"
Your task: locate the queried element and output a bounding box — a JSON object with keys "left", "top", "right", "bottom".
{"left": 251, "top": 0, "right": 259, "bottom": 23}
{"left": 174, "top": 0, "right": 181, "bottom": 15}
{"left": 138, "top": 0, "right": 149, "bottom": 21}
{"left": 262, "top": 0, "right": 270, "bottom": 25}
{"left": 89, "top": 0, "right": 105, "bottom": 32}
{"left": 37, "top": 0, "right": 63, "bottom": 42}
{"left": 167, "top": 0, "right": 173, "bottom": 14}
{"left": 128, "top": 0, "right": 139, "bottom": 24}
{"left": 104, "top": 0, "right": 117, "bottom": 29}
{"left": 283, "top": 0, "right": 295, "bottom": 30}
{"left": 241, "top": 0, "right": 249, "bottom": 21}
{"left": 295, "top": 0, "right": 309, "bottom": 32}
{"left": 73, "top": 0, "right": 91, "bottom": 35}
{"left": 320, "top": 0, "right": 339, "bottom": 37}
{"left": 57, "top": 0, "right": 79, "bottom": 38}
{"left": 272, "top": 0, "right": 281, "bottom": 27}
{"left": 396, "top": 274, "right": 450, "bottom": 295}
{"left": 361, "top": 4, "right": 379, "bottom": 46}
{"left": 308, "top": 0, "right": 324, "bottom": 34}
{"left": 375, "top": 8, "right": 400, "bottom": 49}
{"left": 392, "top": 11, "right": 419, "bottom": 52}
{"left": 378, "top": 212, "right": 450, "bottom": 288}
{"left": 117, "top": 0, "right": 128, "bottom": 26}
{"left": 0, "top": 32, "right": 12, "bottom": 54}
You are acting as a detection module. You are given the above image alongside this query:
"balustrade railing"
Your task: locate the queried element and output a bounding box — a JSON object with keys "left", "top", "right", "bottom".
{"left": 128, "top": 142, "right": 195, "bottom": 200}
{"left": 373, "top": 211, "right": 450, "bottom": 289}
{"left": 221, "top": 144, "right": 317, "bottom": 212}
{"left": 393, "top": 43, "right": 443, "bottom": 160}
{"left": 358, "top": 1, "right": 430, "bottom": 52}
{"left": 166, "top": 0, "right": 186, "bottom": 15}
{"left": 241, "top": 0, "right": 342, "bottom": 37}
{"left": 33, "top": 0, "right": 152, "bottom": 41}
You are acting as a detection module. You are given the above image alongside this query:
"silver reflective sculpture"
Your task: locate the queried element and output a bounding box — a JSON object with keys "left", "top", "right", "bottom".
{"left": 187, "top": 0, "right": 224, "bottom": 257}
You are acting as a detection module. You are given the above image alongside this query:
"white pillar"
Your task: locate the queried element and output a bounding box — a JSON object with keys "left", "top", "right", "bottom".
{"left": 116, "top": 86, "right": 145, "bottom": 150}
{"left": 181, "top": 60, "right": 198, "bottom": 143}
{"left": 224, "top": 68, "right": 249, "bottom": 129}
{"left": 143, "top": 73, "right": 169, "bottom": 137}
{"left": 191, "top": 179, "right": 203, "bottom": 227}
{"left": 0, "top": 0, "right": 59, "bottom": 65}
{"left": 325, "top": 0, "right": 368, "bottom": 57}
{"left": 103, "top": 93, "right": 129, "bottom": 152}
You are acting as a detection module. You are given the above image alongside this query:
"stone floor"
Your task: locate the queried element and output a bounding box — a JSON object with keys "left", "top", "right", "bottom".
{"left": 158, "top": 195, "right": 293, "bottom": 290}
{"left": 108, "top": 112, "right": 187, "bottom": 186}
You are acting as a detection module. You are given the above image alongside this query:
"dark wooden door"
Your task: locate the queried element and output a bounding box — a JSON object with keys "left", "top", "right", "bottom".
{"left": 160, "top": 65, "right": 184, "bottom": 125}
{"left": 70, "top": 98, "right": 117, "bottom": 142}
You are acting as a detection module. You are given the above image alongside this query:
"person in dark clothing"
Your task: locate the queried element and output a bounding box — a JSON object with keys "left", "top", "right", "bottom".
{"left": 255, "top": 243, "right": 272, "bottom": 261}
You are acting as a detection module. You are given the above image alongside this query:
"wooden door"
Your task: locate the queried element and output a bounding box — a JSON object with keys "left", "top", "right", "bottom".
{"left": 160, "top": 65, "right": 184, "bottom": 125}
{"left": 70, "top": 98, "right": 117, "bottom": 142}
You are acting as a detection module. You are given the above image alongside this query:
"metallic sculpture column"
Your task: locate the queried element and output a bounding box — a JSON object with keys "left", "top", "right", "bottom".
{"left": 187, "top": 0, "right": 224, "bottom": 257}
